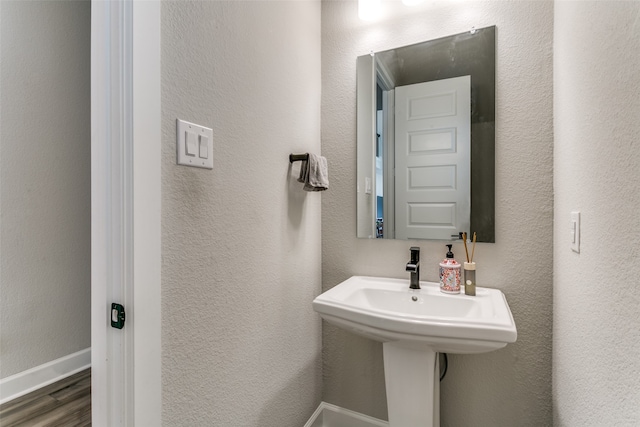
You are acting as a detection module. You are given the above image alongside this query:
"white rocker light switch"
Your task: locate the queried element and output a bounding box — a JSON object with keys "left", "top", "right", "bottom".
{"left": 176, "top": 119, "right": 213, "bottom": 169}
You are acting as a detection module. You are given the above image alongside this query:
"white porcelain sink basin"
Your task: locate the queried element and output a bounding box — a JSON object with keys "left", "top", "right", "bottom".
{"left": 313, "top": 276, "right": 517, "bottom": 354}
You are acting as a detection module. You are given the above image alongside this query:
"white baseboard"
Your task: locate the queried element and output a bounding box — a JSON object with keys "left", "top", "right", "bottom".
{"left": 0, "top": 348, "right": 91, "bottom": 405}
{"left": 304, "top": 402, "right": 389, "bottom": 427}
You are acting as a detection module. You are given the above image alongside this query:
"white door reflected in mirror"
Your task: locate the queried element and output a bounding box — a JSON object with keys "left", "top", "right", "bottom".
{"left": 393, "top": 76, "right": 470, "bottom": 240}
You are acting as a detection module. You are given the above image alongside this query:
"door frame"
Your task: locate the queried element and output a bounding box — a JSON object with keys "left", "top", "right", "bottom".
{"left": 91, "top": 1, "right": 161, "bottom": 425}
{"left": 381, "top": 88, "right": 395, "bottom": 239}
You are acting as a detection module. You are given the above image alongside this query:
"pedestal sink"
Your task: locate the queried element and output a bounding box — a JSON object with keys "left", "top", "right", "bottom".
{"left": 313, "top": 276, "right": 517, "bottom": 427}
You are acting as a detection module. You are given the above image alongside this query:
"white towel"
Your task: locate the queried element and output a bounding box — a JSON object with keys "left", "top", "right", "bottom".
{"left": 298, "top": 153, "right": 329, "bottom": 192}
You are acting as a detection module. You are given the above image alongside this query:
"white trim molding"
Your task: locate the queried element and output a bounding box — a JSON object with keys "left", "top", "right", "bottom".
{"left": 91, "top": 0, "right": 161, "bottom": 425}
{"left": 131, "top": 1, "right": 162, "bottom": 425}
{"left": 0, "top": 348, "right": 91, "bottom": 405}
{"left": 304, "top": 402, "right": 389, "bottom": 427}
{"left": 91, "top": 1, "right": 133, "bottom": 424}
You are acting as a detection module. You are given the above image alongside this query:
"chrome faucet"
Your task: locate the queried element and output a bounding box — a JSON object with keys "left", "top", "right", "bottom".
{"left": 406, "top": 247, "right": 420, "bottom": 289}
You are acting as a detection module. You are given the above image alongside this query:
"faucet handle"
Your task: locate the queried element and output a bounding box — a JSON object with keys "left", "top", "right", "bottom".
{"left": 406, "top": 262, "right": 419, "bottom": 272}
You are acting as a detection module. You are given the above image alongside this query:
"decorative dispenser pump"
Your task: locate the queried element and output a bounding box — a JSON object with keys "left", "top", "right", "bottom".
{"left": 439, "top": 244, "right": 461, "bottom": 294}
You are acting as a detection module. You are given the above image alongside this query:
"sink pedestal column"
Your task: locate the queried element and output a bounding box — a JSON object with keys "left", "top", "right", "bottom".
{"left": 383, "top": 342, "right": 440, "bottom": 427}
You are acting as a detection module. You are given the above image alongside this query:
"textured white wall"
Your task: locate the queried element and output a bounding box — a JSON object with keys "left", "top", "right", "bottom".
{"left": 161, "top": 1, "right": 322, "bottom": 425}
{"left": 322, "top": 1, "right": 553, "bottom": 425}
{"left": 0, "top": 1, "right": 91, "bottom": 378}
{"left": 553, "top": 2, "right": 640, "bottom": 425}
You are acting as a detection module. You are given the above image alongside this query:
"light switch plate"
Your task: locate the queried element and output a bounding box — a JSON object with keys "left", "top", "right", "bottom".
{"left": 176, "top": 119, "right": 213, "bottom": 169}
{"left": 570, "top": 211, "right": 580, "bottom": 253}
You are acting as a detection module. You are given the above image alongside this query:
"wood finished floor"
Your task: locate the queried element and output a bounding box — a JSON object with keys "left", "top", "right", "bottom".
{"left": 0, "top": 369, "right": 91, "bottom": 427}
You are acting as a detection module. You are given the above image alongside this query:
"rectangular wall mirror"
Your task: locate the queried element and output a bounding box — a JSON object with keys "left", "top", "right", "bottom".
{"left": 357, "top": 26, "right": 495, "bottom": 242}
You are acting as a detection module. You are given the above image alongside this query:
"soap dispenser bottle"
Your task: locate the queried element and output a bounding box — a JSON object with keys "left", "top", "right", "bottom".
{"left": 439, "top": 244, "right": 461, "bottom": 294}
